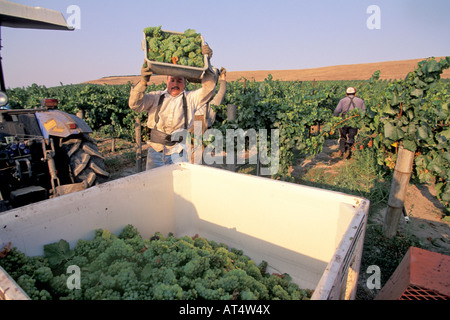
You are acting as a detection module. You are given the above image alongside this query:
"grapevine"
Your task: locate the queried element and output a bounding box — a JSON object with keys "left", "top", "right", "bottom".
{"left": 5, "top": 57, "right": 449, "bottom": 211}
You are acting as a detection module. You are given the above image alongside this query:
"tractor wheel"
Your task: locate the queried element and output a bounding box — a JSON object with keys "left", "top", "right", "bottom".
{"left": 59, "top": 133, "right": 109, "bottom": 187}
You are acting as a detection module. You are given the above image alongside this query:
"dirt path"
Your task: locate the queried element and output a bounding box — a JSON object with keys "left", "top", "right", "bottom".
{"left": 379, "top": 184, "right": 450, "bottom": 255}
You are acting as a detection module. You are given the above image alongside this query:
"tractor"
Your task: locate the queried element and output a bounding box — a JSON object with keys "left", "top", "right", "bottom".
{"left": 0, "top": 1, "right": 109, "bottom": 211}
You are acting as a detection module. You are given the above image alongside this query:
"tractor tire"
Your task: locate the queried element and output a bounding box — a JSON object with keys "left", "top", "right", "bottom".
{"left": 59, "top": 133, "right": 109, "bottom": 187}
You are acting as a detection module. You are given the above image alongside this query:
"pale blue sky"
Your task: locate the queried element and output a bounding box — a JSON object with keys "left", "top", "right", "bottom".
{"left": 1, "top": 0, "right": 449, "bottom": 88}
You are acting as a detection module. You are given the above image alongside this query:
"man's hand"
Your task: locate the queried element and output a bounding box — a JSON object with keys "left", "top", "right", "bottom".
{"left": 141, "top": 62, "right": 152, "bottom": 85}
{"left": 219, "top": 67, "right": 227, "bottom": 81}
{"left": 202, "top": 43, "right": 213, "bottom": 59}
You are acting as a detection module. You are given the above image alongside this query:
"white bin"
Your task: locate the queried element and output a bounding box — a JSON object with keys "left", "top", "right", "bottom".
{"left": 0, "top": 163, "right": 369, "bottom": 300}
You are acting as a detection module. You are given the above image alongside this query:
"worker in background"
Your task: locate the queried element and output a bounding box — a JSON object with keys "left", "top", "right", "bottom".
{"left": 128, "top": 44, "right": 217, "bottom": 170}
{"left": 188, "top": 67, "right": 227, "bottom": 163}
{"left": 333, "top": 87, "right": 365, "bottom": 159}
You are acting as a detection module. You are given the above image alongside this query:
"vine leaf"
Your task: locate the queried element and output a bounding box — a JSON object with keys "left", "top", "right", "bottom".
{"left": 43, "top": 239, "right": 74, "bottom": 269}
{"left": 402, "top": 139, "right": 417, "bottom": 152}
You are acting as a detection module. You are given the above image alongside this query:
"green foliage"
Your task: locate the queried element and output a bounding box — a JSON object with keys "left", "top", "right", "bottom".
{"left": 5, "top": 57, "right": 449, "bottom": 212}
{"left": 43, "top": 239, "right": 74, "bottom": 271}
{"left": 346, "top": 57, "right": 450, "bottom": 212}
{"left": 0, "top": 225, "right": 311, "bottom": 300}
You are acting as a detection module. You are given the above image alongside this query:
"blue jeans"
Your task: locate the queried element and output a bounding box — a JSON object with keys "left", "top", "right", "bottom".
{"left": 146, "top": 147, "right": 187, "bottom": 170}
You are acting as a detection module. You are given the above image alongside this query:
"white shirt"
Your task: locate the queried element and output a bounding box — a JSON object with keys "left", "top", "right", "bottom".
{"left": 129, "top": 70, "right": 217, "bottom": 154}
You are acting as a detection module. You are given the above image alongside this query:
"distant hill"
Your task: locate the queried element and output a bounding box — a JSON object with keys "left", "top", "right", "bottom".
{"left": 83, "top": 56, "right": 450, "bottom": 86}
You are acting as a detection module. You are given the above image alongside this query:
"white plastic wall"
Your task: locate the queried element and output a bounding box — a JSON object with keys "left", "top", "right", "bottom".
{"left": 0, "top": 163, "right": 369, "bottom": 299}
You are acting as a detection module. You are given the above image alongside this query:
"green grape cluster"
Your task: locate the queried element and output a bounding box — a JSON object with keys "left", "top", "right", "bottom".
{"left": 0, "top": 224, "right": 312, "bottom": 300}
{"left": 144, "top": 25, "right": 204, "bottom": 68}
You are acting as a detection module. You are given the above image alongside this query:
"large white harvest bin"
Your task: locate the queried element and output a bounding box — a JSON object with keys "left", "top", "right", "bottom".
{"left": 0, "top": 163, "right": 369, "bottom": 300}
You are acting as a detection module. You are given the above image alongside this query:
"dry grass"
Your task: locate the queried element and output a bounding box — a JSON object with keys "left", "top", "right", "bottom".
{"left": 84, "top": 56, "right": 450, "bottom": 86}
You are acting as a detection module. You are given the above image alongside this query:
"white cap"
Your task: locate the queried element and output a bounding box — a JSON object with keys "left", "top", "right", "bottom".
{"left": 346, "top": 87, "right": 356, "bottom": 94}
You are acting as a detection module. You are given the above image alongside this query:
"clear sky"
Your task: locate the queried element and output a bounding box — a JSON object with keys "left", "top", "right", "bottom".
{"left": 1, "top": 0, "right": 449, "bottom": 88}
